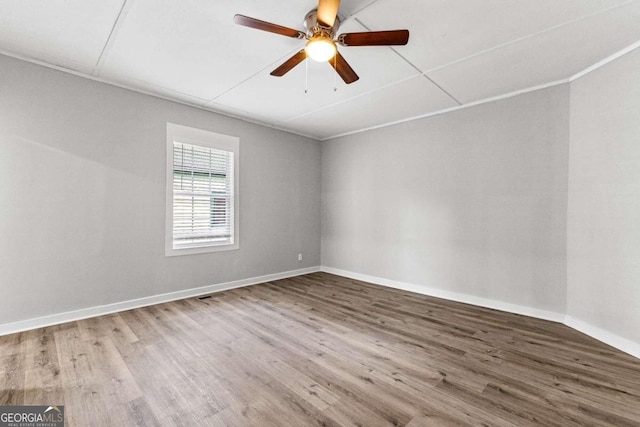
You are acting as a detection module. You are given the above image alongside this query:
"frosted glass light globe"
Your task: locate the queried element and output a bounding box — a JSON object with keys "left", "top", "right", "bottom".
{"left": 305, "top": 36, "right": 337, "bottom": 62}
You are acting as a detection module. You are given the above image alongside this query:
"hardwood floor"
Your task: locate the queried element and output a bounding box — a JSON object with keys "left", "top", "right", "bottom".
{"left": 1, "top": 272, "right": 640, "bottom": 426}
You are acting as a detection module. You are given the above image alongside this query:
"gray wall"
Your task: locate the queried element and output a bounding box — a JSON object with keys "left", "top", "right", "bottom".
{"left": 3, "top": 44, "right": 639, "bottom": 354}
{"left": 567, "top": 48, "right": 640, "bottom": 344}
{"left": 322, "top": 85, "right": 570, "bottom": 315}
{"left": 0, "top": 54, "right": 321, "bottom": 325}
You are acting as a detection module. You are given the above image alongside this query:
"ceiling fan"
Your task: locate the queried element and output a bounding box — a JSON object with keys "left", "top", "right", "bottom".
{"left": 234, "top": 0, "right": 409, "bottom": 84}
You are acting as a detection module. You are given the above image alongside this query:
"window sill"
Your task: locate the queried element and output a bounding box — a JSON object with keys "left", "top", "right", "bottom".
{"left": 165, "top": 242, "right": 239, "bottom": 257}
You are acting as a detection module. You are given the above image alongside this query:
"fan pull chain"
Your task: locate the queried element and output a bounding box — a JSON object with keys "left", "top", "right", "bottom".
{"left": 304, "top": 58, "right": 309, "bottom": 94}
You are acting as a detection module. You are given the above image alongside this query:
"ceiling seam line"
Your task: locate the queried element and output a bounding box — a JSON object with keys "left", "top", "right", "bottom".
{"left": 422, "top": 0, "right": 633, "bottom": 75}
{"left": 387, "top": 47, "right": 463, "bottom": 106}
{"left": 92, "top": 0, "right": 130, "bottom": 77}
{"left": 348, "top": 0, "right": 383, "bottom": 18}
{"left": 353, "top": 17, "right": 462, "bottom": 106}
{"left": 281, "top": 74, "right": 421, "bottom": 123}
{"left": 205, "top": 46, "right": 304, "bottom": 105}
{"left": 420, "top": 74, "right": 462, "bottom": 105}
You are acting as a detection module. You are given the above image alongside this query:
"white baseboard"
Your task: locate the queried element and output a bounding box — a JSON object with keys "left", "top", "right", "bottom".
{"left": 564, "top": 316, "right": 640, "bottom": 360}
{"left": 321, "top": 266, "right": 640, "bottom": 360}
{"left": 321, "top": 266, "right": 565, "bottom": 322}
{"left": 4, "top": 264, "right": 638, "bottom": 361}
{"left": 0, "top": 266, "right": 320, "bottom": 337}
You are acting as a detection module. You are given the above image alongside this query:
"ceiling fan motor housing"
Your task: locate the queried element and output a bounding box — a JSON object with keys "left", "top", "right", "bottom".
{"left": 304, "top": 9, "right": 340, "bottom": 38}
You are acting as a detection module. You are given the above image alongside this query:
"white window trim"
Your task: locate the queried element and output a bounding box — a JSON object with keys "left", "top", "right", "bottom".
{"left": 165, "top": 122, "right": 239, "bottom": 256}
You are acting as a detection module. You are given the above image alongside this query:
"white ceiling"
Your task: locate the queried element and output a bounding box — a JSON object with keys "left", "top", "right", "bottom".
{"left": 1, "top": 0, "right": 639, "bottom": 140}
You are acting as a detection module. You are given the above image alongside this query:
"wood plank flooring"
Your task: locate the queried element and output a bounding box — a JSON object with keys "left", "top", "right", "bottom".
{"left": 1, "top": 272, "right": 640, "bottom": 426}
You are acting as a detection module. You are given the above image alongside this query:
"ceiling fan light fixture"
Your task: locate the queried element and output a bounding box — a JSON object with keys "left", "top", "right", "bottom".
{"left": 304, "top": 36, "right": 336, "bottom": 62}
{"left": 234, "top": 1, "right": 409, "bottom": 84}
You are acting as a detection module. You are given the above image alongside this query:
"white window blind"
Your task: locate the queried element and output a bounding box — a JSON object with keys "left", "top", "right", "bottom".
{"left": 172, "top": 142, "right": 234, "bottom": 249}
{"left": 165, "top": 123, "right": 239, "bottom": 256}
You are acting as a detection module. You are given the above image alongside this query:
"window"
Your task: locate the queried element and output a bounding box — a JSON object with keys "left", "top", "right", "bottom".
{"left": 166, "top": 123, "right": 239, "bottom": 256}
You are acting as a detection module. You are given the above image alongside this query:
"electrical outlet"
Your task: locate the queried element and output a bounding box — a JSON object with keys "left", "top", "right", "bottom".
{"left": 297, "top": 253, "right": 302, "bottom": 261}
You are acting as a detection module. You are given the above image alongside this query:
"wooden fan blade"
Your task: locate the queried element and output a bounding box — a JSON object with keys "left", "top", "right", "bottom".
{"left": 271, "top": 50, "right": 307, "bottom": 77}
{"left": 317, "top": 0, "right": 340, "bottom": 27}
{"left": 234, "top": 14, "right": 305, "bottom": 39}
{"left": 338, "top": 30, "right": 409, "bottom": 46}
{"left": 329, "top": 52, "right": 359, "bottom": 84}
